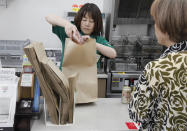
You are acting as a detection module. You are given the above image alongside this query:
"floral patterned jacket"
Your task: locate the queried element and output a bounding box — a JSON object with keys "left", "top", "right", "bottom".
{"left": 129, "top": 41, "right": 187, "bottom": 131}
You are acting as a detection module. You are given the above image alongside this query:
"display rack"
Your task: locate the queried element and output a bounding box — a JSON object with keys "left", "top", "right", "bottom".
{"left": 43, "top": 97, "right": 75, "bottom": 127}
{"left": 0, "top": 39, "right": 30, "bottom": 73}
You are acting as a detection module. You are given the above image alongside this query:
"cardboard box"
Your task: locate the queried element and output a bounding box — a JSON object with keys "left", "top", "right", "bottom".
{"left": 98, "top": 78, "right": 107, "bottom": 98}
{"left": 18, "top": 73, "right": 35, "bottom": 100}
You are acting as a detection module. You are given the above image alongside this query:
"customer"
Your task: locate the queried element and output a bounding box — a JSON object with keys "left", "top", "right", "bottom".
{"left": 129, "top": 0, "right": 187, "bottom": 130}
{"left": 45, "top": 3, "right": 116, "bottom": 70}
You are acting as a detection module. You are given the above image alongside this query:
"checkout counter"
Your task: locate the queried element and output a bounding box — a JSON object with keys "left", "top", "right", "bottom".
{"left": 31, "top": 98, "right": 137, "bottom": 131}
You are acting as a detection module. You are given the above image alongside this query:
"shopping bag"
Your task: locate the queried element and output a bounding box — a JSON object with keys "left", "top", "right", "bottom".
{"left": 62, "top": 38, "right": 98, "bottom": 104}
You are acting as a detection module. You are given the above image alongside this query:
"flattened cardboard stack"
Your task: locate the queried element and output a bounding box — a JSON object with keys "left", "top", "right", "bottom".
{"left": 24, "top": 42, "right": 76, "bottom": 124}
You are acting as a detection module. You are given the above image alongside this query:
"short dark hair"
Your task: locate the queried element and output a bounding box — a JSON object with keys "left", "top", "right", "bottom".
{"left": 74, "top": 3, "right": 103, "bottom": 36}
{"left": 151, "top": 0, "right": 187, "bottom": 43}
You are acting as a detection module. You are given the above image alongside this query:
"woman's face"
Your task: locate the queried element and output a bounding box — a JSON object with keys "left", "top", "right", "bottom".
{"left": 80, "top": 13, "right": 95, "bottom": 35}
{"left": 154, "top": 24, "right": 172, "bottom": 47}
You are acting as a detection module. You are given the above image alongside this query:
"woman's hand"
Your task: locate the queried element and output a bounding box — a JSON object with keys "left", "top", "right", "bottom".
{"left": 65, "top": 23, "right": 80, "bottom": 40}
{"left": 72, "top": 33, "right": 90, "bottom": 44}
{"left": 78, "top": 35, "right": 90, "bottom": 44}
{"left": 65, "top": 23, "right": 90, "bottom": 44}
{"left": 45, "top": 14, "right": 90, "bottom": 44}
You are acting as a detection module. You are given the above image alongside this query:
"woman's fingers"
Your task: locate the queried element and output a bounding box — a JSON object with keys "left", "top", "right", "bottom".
{"left": 65, "top": 24, "right": 78, "bottom": 39}
{"left": 65, "top": 24, "right": 90, "bottom": 44}
{"left": 82, "top": 35, "right": 90, "bottom": 41}
{"left": 76, "top": 35, "right": 90, "bottom": 44}
{"left": 72, "top": 33, "right": 79, "bottom": 43}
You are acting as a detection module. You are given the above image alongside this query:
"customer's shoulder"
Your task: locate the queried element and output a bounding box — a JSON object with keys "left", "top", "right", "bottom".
{"left": 159, "top": 51, "right": 186, "bottom": 65}
{"left": 145, "top": 51, "right": 187, "bottom": 72}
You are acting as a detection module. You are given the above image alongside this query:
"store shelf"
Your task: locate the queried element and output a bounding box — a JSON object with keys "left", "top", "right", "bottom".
{"left": 0, "top": 0, "right": 7, "bottom": 8}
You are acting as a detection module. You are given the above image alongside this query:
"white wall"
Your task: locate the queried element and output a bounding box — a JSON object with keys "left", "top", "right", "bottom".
{"left": 0, "top": 0, "right": 104, "bottom": 48}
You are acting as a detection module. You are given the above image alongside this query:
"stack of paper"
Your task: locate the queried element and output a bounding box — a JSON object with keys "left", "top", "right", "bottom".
{"left": 0, "top": 68, "right": 17, "bottom": 127}
{"left": 24, "top": 42, "right": 76, "bottom": 124}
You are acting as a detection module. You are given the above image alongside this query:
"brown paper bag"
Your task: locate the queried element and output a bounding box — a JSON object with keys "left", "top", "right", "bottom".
{"left": 24, "top": 43, "right": 59, "bottom": 124}
{"left": 24, "top": 42, "right": 76, "bottom": 124}
{"left": 62, "top": 38, "right": 98, "bottom": 104}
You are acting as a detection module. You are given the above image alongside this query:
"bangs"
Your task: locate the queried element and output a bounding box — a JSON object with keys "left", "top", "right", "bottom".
{"left": 82, "top": 10, "right": 96, "bottom": 22}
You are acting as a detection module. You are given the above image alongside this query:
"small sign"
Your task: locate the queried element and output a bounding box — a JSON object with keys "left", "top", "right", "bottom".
{"left": 0, "top": 68, "right": 15, "bottom": 83}
{"left": 21, "top": 73, "right": 33, "bottom": 87}
{"left": 125, "top": 122, "right": 140, "bottom": 130}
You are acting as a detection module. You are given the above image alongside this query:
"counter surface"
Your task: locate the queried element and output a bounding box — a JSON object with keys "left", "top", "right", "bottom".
{"left": 31, "top": 98, "right": 137, "bottom": 131}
